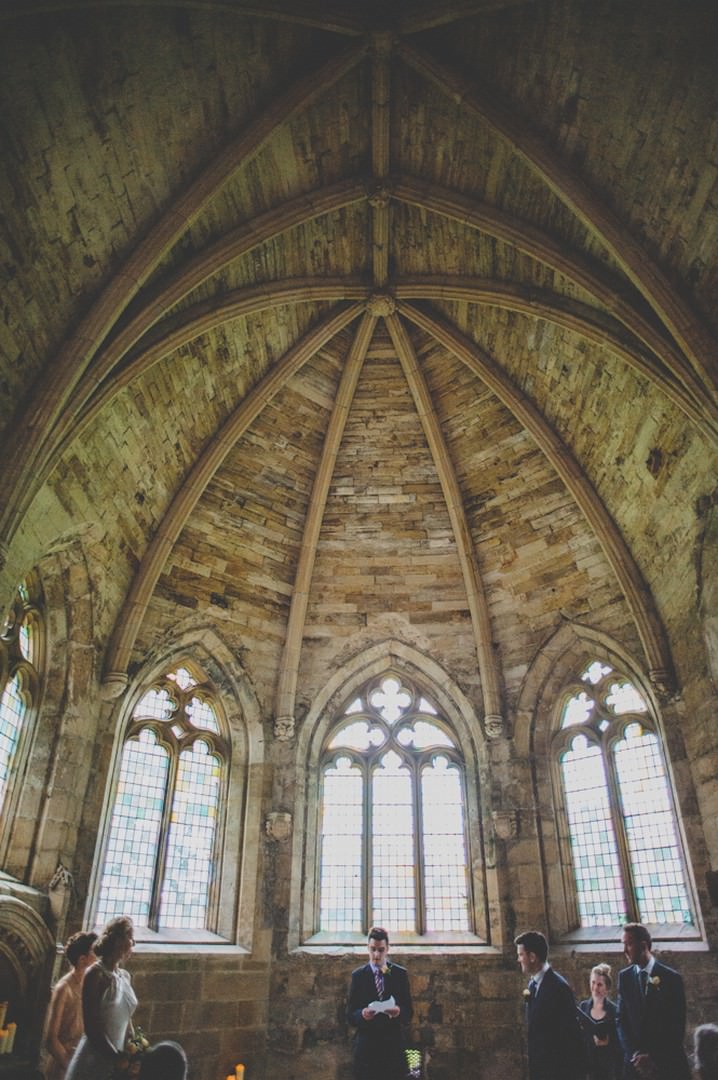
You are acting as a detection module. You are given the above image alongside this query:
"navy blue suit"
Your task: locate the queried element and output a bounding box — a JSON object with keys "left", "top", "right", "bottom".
{"left": 347, "top": 961, "right": 413, "bottom": 1080}
{"left": 616, "top": 960, "right": 690, "bottom": 1079}
{"left": 524, "top": 967, "right": 585, "bottom": 1080}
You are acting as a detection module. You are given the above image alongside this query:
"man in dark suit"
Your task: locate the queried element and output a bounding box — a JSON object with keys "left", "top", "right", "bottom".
{"left": 515, "top": 930, "right": 585, "bottom": 1080}
{"left": 347, "top": 926, "right": 413, "bottom": 1080}
{"left": 616, "top": 922, "right": 691, "bottom": 1079}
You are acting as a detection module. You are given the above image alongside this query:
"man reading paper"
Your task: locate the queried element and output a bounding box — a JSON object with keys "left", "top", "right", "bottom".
{"left": 347, "top": 927, "right": 413, "bottom": 1080}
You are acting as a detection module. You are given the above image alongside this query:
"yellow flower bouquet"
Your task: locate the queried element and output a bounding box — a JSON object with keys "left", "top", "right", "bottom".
{"left": 114, "top": 1028, "right": 150, "bottom": 1078}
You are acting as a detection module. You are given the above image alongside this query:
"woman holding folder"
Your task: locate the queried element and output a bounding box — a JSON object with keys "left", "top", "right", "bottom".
{"left": 578, "top": 964, "right": 622, "bottom": 1080}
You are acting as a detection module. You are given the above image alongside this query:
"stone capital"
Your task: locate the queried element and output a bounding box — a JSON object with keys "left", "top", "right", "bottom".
{"left": 274, "top": 714, "right": 295, "bottom": 741}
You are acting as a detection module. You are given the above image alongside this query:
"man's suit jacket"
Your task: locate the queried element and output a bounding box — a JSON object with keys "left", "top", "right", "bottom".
{"left": 347, "top": 961, "right": 413, "bottom": 1080}
{"left": 524, "top": 966, "right": 585, "bottom": 1080}
{"left": 616, "top": 960, "right": 691, "bottom": 1080}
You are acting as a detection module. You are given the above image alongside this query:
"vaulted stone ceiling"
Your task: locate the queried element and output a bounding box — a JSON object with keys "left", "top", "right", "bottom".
{"left": 1, "top": 0, "right": 717, "bottom": 731}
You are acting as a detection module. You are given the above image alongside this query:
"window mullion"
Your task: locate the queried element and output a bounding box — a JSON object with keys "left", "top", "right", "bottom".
{"left": 150, "top": 741, "right": 179, "bottom": 930}
{"left": 604, "top": 733, "right": 639, "bottom": 922}
{"left": 364, "top": 759, "right": 372, "bottom": 934}
{"left": 413, "top": 754, "right": 425, "bottom": 935}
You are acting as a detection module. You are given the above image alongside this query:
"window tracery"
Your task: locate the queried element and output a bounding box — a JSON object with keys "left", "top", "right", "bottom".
{"left": 95, "top": 663, "right": 227, "bottom": 932}
{"left": 554, "top": 659, "right": 693, "bottom": 929}
{"left": 318, "top": 673, "right": 473, "bottom": 937}
{"left": 0, "top": 579, "right": 43, "bottom": 825}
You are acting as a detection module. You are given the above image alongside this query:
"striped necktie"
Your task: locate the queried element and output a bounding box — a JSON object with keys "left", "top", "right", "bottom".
{"left": 374, "top": 968, "right": 384, "bottom": 1000}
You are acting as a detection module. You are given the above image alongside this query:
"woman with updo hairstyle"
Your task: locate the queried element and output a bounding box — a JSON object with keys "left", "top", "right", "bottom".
{"left": 694, "top": 1024, "right": 718, "bottom": 1080}
{"left": 578, "top": 962, "right": 623, "bottom": 1079}
{"left": 44, "top": 931, "right": 97, "bottom": 1080}
{"left": 65, "top": 916, "right": 138, "bottom": 1080}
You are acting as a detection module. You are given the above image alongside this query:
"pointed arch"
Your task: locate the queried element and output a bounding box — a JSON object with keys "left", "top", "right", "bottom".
{"left": 289, "top": 639, "right": 500, "bottom": 950}
{"left": 517, "top": 621, "right": 701, "bottom": 942}
{"left": 90, "top": 627, "right": 263, "bottom": 947}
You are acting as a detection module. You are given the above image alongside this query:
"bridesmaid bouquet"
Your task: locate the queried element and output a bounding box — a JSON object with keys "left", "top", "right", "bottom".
{"left": 114, "top": 1028, "right": 150, "bottom": 1077}
{"left": 405, "top": 1047, "right": 422, "bottom": 1078}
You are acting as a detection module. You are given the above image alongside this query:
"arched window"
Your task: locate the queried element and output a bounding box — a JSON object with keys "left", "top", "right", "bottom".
{"left": 554, "top": 659, "right": 694, "bottom": 929}
{"left": 0, "top": 579, "right": 43, "bottom": 825}
{"left": 95, "top": 663, "right": 228, "bottom": 932}
{"left": 318, "top": 673, "right": 472, "bottom": 937}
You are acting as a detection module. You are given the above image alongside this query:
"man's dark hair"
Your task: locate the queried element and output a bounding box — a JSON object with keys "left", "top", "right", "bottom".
{"left": 623, "top": 922, "right": 652, "bottom": 948}
{"left": 514, "top": 930, "right": 548, "bottom": 963}
{"left": 368, "top": 926, "right": 389, "bottom": 945}
{"left": 694, "top": 1024, "right": 718, "bottom": 1079}
{"left": 65, "top": 931, "right": 98, "bottom": 967}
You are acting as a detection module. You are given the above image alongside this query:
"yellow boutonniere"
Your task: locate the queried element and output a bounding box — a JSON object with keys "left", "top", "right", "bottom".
{"left": 523, "top": 988, "right": 531, "bottom": 999}
{"left": 381, "top": 965, "right": 389, "bottom": 974}
{"left": 648, "top": 975, "right": 660, "bottom": 988}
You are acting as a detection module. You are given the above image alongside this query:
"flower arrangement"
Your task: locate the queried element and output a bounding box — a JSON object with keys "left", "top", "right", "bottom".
{"left": 114, "top": 1029, "right": 150, "bottom": 1077}
{"left": 405, "top": 1047, "right": 422, "bottom": 1079}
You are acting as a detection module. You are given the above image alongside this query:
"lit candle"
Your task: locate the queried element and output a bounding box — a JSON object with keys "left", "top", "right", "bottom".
{"left": 235, "top": 1064, "right": 245, "bottom": 1080}
{"left": 5, "top": 1024, "right": 16, "bottom": 1054}
{"left": 0, "top": 1030, "right": 8, "bottom": 1055}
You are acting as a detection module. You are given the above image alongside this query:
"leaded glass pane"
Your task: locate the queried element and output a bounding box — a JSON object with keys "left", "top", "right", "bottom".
{"left": 605, "top": 681, "right": 647, "bottom": 715}
{"left": 96, "top": 729, "right": 169, "bottom": 926}
{"left": 370, "top": 678, "right": 411, "bottom": 723}
{"left": 422, "top": 757, "right": 470, "bottom": 931}
{"left": 168, "top": 667, "right": 197, "bottom": 690}
{"left": 0, "top": 673, "right": 24, "bottom": 807}
{"left": 397, "top": 721, "right": 454, "bottom": 750}
{"left": 18, "top": 618, "right": 32, "bottom": 664}
{"left": 159, "top": 740, "right": 220, "bottom": 929}
{"left": 329, "top": 721, "right": 385, "bottom": 751}
{"left": 582, "top": 661, "right": 612, "bottom": 685}
{"left": 319, "top": 758, "right": 363, "bottom": 932}
{"left": 134, "top": 687, "right": 176, "bottom": 720}
{"left": 561, "top": 735, "right": 627, "bottom": 926}
{"left": 186, "top": 696, "right": 219, "bottom": 733}
{"left": 614, "top": 724, "right": 693, "bottom": 925}
{"left": 561, "top": 691, "right": 594, "bottom": 728}
{"left": 372, "top": 752, "right": 415, "bottom": 930}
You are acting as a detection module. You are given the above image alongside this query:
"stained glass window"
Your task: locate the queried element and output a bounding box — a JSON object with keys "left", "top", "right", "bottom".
{"left": 556, "top": 661, "right": 693, "bottom": 929}
{"left": 0, "top": 580, "right": 42, "bottom": 820}
{"left": 95, "top": 663, "right": 227, "bottom": 932}
{"left": 319, "top": 674, "right": 472, "bottom": 936}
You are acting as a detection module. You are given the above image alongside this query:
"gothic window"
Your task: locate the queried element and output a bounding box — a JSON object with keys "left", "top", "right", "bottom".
{"left": 554, "top": 660, "right": 694, "bottom": 929}
{"left": 95, "top": 663, "right": 228, "bottom": 932}
{"left": 0, "top": 579, "right": 43, "bottom": 823}
{"left": 318, "top": 673, "right": 472, "bottom": 936}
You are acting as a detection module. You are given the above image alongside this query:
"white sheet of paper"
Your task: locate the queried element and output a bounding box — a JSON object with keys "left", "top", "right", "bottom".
{"left": 369, "top": 995, "right": 396, "bottom": 1013}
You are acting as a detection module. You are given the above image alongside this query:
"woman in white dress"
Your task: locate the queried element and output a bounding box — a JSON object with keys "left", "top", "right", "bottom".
{"left": 66, "top": 916, "right": 137, "bottom": 1080}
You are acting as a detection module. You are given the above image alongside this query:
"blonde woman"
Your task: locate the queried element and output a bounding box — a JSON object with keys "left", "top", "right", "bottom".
{"left": 578, "top": 963, "right": 622, "bottom": 1080}
{"left": 65, "top": 916, "right": 137, "bottom": 1080}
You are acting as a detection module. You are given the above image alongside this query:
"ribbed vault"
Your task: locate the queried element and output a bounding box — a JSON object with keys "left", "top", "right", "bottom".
{"left": 1, "top": 0, "right": 717, "bottom": 737}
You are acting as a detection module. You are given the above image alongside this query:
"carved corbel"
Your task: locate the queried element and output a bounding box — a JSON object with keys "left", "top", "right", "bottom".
{"left": 483, "top": 713, "right": 505, "bottom": 740}
{"left": 492, "top": 809, "right": 519, "bottom": 841}
{"left": 273, "top": 714, "right": 295, "bottom": 741}
{"left": 100, "top": 671, "right": 129, "bottom": 701}
{"left": 265, "top": 811, "right": 292, "bottom": 843}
